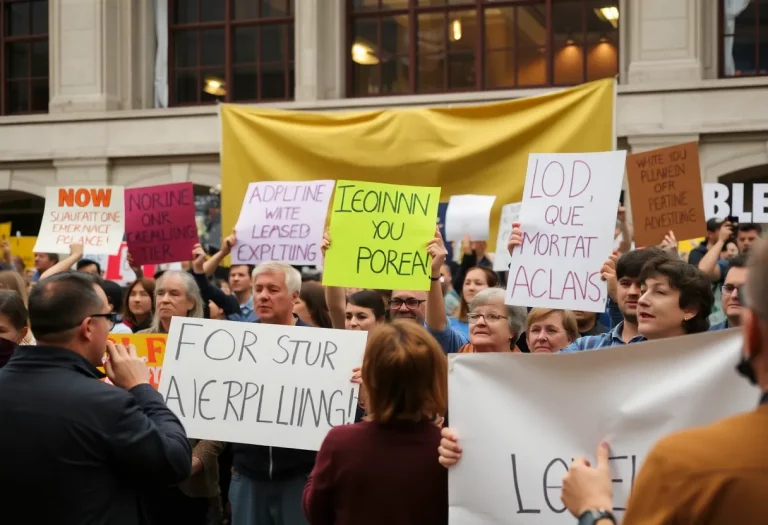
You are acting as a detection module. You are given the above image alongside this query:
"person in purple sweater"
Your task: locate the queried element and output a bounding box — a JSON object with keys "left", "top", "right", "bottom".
{"left": 302, "top": 320, "right": 448, "bottom": 525}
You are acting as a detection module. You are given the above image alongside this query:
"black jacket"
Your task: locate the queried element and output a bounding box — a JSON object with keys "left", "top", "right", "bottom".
{"left": 0, "top": 345, "right": 192, "bottom": 525}
{"left": 231, "top": 316, "right": 317, "bottom": 481}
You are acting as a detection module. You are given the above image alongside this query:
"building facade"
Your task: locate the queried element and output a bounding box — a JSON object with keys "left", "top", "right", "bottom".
{"left": 0, "top": 0, "right": 767, "bottom": 234}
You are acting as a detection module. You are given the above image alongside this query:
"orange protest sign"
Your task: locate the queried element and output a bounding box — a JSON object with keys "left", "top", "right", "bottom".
{"left": 106, "top": 333, "right": 166, "bottom": 389}
{"left": 626, "top": 142, "right": 707, "bottom": 247}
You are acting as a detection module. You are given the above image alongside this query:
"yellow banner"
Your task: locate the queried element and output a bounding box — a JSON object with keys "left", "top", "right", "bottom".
{"left": 0, "top": 223, "right": 10, "bottom": 259}
{"left": 678, "top": 237, "right": 705, "bottom": 262}
{"left": 106, "top": 333, "right": 166, "bottom": 390}
{"left": 220, "top": 79, "right": 615, "bottom": 254}
{"left": 323, "top": 180, "right": 440, "bottom": 290}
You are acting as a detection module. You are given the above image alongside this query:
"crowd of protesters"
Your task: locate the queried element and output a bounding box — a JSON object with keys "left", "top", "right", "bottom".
{"left": 0, "top": 206, "right": 766, "bottom": 525}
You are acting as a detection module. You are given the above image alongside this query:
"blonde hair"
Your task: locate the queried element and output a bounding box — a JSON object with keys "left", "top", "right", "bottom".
{"left": 0, "top": 270, "right": 28, "bottom": 306}
{"left": 526, "top": 308, "right": 580, "bottom": 342}
{"left": 150, "top": 271, "right": 204, "bottom": 333}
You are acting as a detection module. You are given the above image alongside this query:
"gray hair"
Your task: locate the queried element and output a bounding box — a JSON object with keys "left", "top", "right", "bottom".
{"left": 150, "top": 271, "right": 204, "bottom": 333}
{"left": 469, "top": 287, "right": 527, "bottom": 339}
{"left": 252, "top": 262, "right": 302, "bottom": 294}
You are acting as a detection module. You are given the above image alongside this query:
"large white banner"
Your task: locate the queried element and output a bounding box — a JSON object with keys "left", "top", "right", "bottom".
{"left": 448, "top": 330, "right": 754, "bottom": 525}
{"left": 506, "top": 151, "right": 626, "bottom": 313}
{"left": 159, "top": 317, "right": 367, "bottom": 451}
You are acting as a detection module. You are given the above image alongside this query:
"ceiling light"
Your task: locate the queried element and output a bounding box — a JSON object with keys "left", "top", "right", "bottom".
{"left": 203, "top": 76, "right": 226, "bottom": 96}
{"left": 351, "top": 42, "right": 379, "bottom": 65}
{"left": 594, "top": 6, "right": 619, "bottom": 28}
{"left": 450, "top": 19, "right": 462, "bottom": 42}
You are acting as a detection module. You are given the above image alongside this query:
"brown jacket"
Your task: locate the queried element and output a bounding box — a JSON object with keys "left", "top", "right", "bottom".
{"left": 624, "top": 404, "right": 768, "bottom": 524}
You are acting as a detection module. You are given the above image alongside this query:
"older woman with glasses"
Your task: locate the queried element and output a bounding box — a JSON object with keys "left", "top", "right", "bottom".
{"left": 425, "top": 228, "right": 527, "bottom": 354}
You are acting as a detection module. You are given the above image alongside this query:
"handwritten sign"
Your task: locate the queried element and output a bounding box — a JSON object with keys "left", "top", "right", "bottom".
{"left": 158, "top": 316, "right": 367, "bottom": 451}
{"left": 626, "top": 142, "right": 706, "bottom": 247}
{"left": 125, "top": 182, "right": 197, "bottom": 265}
{"left": 445, "top": 195, "right": 497, "bottom": 242}
{"left": 506, "top": 152, "right": 626, "bottom": 312}
{"left": 322, "top": 180, "right": 440, "bottom": 291}
{"left": 493, "top": 203, "right": 521, "bottom": 271}
{"left": 106, "top": 333, "right": 166, "bottom": 389}
{"left": 34, "top": 186, "right": 125, "bottom": 255}
{"left": 447, "top": 330, "right": 752, "bottom": 525}
{"left": 233, "top": 180, "right": 335, "bottom": 266}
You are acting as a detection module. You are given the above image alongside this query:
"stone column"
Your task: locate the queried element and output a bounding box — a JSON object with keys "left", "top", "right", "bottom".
{"left": 627, "top": 0, "right": 703, "bottom": 84}
{"left": 54, "top": 158, "right": 111, "bottom": 185}
{"left": 294, "top": 0, "right": 345, "bottom": 101}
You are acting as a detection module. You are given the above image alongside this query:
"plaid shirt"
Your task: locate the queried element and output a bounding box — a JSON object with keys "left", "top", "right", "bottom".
{"left": 560, "top": 321, "right": 646, "bottom": 353}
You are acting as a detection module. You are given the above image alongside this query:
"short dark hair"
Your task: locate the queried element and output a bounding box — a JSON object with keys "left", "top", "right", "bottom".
{"left": 738, "top": 222, "right": 763, "bottom": 235}
{"left": 44, "top": 253, "right": 59, "bottom": 264}
{"left": 99, "top": 280, "right": 123, "bottom": 313}
{"left": 29, "top": 271, "right": 104, "bottom": 342}
{"left": 298, "top": 282, "right": 332, "bottom": 328}
{"left": 229, "top": 264, "right": 255, "bottom": 278}
{"left": 0, "top": 290, "right": 28, "bottom": 331}
{"left": 727, "top": 254, "right": 748, "bottom": 269}
{"left": 616, "top": 247, "right": 669, "bottom": 280}
{"left": 76, "top": 259, "right": 102, "bottom": 274}
{"left": 349, "top": 290, "right": 387, "bottom": 322}
{"left": 638, "top": 256, "right": 714, "bottom": 334}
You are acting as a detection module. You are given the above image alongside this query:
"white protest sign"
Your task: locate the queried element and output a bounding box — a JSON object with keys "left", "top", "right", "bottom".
{"left": 233, "top": 180, "right": 335, "bottom": 265}
{"left": 493, "top": 202, "right": 521, "bottom": 271}
{"left": 704, "top": 182, "right": 768, "bottom": 223}
{"left": 159, "top": 316, "right": 367, "bottom": 451}
{"left": 448, "top": 330, "right": 753, "bottom": 525}
{"left": 506, "top": 152, "right": 626, "bottom": 312}
{"left": 445, "top": 195, "right": 497, "bottom": 242}
{"left": 34, "top": 186, "right": 125, "bottom": 255}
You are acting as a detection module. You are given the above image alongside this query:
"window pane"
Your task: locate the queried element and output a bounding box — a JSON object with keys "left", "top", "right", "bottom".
{"left": 351, "top": 61, "right": 380, "bottom": 96}
{"left": 261, "top": 63, "right": 286, "bottom": 99}
{"left": 380, "top": 15, "right": 408, "bottom": 58}
{"left": 417, "top": 54, "right": 445, "bottom": 93}
{"left": 554, "top": 35, "right": 584, "bottom": 84}
{"left": 416, "top": 0, "right": 471, "bottom": 5}
{"left": 31, "top": 78, "right": 48, "bottom": 112}
{"left": 5, "top": 1, "right": 31, "bottom": 36}
{"left": 174, "top": 31, "right": 197, "bottom": 67}
{"left": 447, "top": 10, "right": 474, "bottom": 53}
{"left": 732, "top": 33, "right": 757, "bottom": 75}
{"left": 448, "top": 53, "right": 474, "bottom": 89}
{"left": 261, "top": 24, "right": 285, "bottom": 62}
{"left": 288, "top": 23, "right": 294, "bottom": 59}
{"left": 417, "top": 12, "right": 446, "bottom": 92}
{"left": 233, "top": 66, "right": 257, "bottom": 100}
{"left": 174, "top": 70, "right": 199, "bottom": 104}
{"left": 587, "top": 32, "right": 618, "bottom": 81}
{"left": 485, "top": 48, "right": 514, "bottom": 88}
{"left": 31, "top": 0, "right": 47, "bottom": 35}
{"left": 518, "top": 46, "right": 546, "bottom": 85}
{"left": 201, "top": 70, "right": 226, "bottom": 102}
{"left": 517, "top": 4, "right": 546, "bottom": 47}
{"left": 485, "top": 7, "right": 513, "bottom": 51}
{"left": 381, "top": 0, "right": 409, "bottom": 8}
{"left": 234, "top": 26, "right": 257, "bottom": 63}
{"left": 200, "top": 29, "right": 225, "bottom": 66}
{"left": 31, "top": 40, "right": 48, "bottom": 77}
{"left": 261, "top": 0, "right": 290, "bottom": 18}
{"left": 351, "top": 17, "right": 379, "bottom": 73}
{"left": 173, "top": 0, "right": 197, "bottom": 24}
{"left": 6, "top": 43, "right": 30, "bottom": 79}
{"left": 234, "top": 0, "right": 259, "bottom": 20}
{"left": 350, "top": 0, "right": 380, "bottom": 12}
{"left": 200, "top": 0, "right": 225, "bottom": 22}
{"left": 381, "top": 55, "right": 409, "bottom": 94}
{"left": 6, "top": 80, "right": 30, "bottom": 114}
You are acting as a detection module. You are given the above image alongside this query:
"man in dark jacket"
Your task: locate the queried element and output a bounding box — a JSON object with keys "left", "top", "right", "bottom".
{"left": 0, "top": 271, "right": 191, "bottom": 525}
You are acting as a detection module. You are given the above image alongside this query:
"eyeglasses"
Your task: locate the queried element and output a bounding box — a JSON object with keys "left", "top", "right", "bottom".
{"left": 467, "top": 313, "right": 508, "bottom": 324}
{"left": 389, "top": 298, "right": 426, "bottom": 310}
{"left": 721, "top": 284, "right": 743, "bottom": 297}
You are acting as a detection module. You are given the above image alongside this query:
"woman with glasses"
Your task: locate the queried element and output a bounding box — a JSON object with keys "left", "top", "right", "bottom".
{"left": 0, "top": 290, "right": 29, "bottom": 367}
{"left": 449, "top": 266, "right": 499, "bottom": 339}
{"left": 525, "top": 308, "right": 579, "bottom": 353}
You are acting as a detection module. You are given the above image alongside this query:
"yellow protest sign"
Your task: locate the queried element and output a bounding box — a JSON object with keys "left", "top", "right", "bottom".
{"left": 7, "top": 236, "right": 36, "bottom": 271}
{"left": 0, "top": 223, "right": 10, "bottom": 259}
{"left": 678, "top": 237, "right": 705, "bottom": 262}
{"left": 106, "top": 333, "right": 166, "bottom": 389}
{"left": 322, "top": 180, "right": 440, "bottom": 291}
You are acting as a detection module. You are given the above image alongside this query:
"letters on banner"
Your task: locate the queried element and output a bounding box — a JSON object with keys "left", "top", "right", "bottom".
{"left": 159, "top": 317, "right": 367, "bottom": 451}
{"left": 106, "top": 333, "right": 166, "bottom": 390}
{"left": 447, "top": 330, "right": 753, "bottom": 525}
{"left": 506, "top": 151, "right": 626, "bottom": 312}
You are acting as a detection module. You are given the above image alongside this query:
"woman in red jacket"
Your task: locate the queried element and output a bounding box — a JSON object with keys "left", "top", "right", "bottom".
{"left": 303, "top": 320, "right": 448, "bottom": 525}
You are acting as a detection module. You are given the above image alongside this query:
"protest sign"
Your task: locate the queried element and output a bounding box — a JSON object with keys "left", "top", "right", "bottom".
{"left": 448, "top": 329, "right": 752, "bottom": 525}
{"left": 106, "top": 333, "right": 167, "bottom": 389}
{"left": 7, "top": 236, "right": 35, "bottom": 270}
{"left": 233, "top": 180, "right": 335, "bottom": 266}
{"left": 506, "top": 152, "right": 626, "bottom": 312}
{"left": 626, "top": 142, "right": 706, "bottom": 247}
{"left": 322, "top": 180, "right": 440, "bottom": 291}
{"left": 445, "top": 195, "right": 497, "bottom": 242}
{"left": 493, "top": 203, "right": 521, "bottom": 271}
{"left": 704, "top": 182, "right": 768, "bottom": 223}
{"left": 34, "top": 186, "right": 125, "bottom": 255}
{"left": 125, "top": 182, "right": 198, "bottom": 265}
{"left": 159, "top": 317, "right": 367, "bottom": 451}
{"left": 102, "top": 242, "right": 156, "bottom": 285}
{"left": 0, "top": 222, "right": 10, "bottom": 259}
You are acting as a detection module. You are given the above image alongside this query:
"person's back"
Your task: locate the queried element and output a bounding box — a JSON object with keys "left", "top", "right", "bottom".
{"left": 305, "top": 420, "right": 447, "bottom": 525}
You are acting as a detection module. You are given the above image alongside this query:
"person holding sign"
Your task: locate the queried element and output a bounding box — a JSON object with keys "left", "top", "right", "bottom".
{"left": 303, "top": 321, "right": 448, "bottom": 525}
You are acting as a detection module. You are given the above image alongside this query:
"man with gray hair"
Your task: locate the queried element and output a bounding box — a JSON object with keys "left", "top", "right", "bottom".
{"left": 229, "top": 261, "right": 314, "bottom": 525}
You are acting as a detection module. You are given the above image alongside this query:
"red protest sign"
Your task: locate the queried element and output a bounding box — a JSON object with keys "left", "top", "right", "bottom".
{"left": 125, "top": 182, "right": 198, "bottom": 265}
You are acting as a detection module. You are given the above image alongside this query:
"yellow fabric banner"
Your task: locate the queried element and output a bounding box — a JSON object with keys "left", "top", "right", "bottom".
{"left": 221, "top": 78, "right": 615, "bottom": 253}
{"left": 323, "top": 180, "right": 440, "bottom": 290}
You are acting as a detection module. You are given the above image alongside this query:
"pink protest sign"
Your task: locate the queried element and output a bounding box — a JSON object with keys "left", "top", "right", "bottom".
{"left": 125, "top": 182, "right": 198, "bottom": 265}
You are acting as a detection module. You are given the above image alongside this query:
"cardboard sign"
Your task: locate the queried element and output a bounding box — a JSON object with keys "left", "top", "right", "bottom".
{"left": 34, "top": 186, "right": 125, "bottom": 255}
{"left": 233, "top": 180, "right": 335, "bottom": 266}
{"left": 626, "top": 142, "right": 707, "bottom": 247}
{"left": 493, "top": 203, "right": 521, "bottom": 271}
{"left": 106, "top": 333, "right": 167, "bottom": 389}
{"left": 447, "top": 330, "right": 753, "bottom": 525}
{"left": 322, "top": 180, "right": 440, "bottom": 291}
{"left": 444, "top": 195, "right": 497, "bottom": 242}
{"left": 506, "top": 151, "right": 626, "bottom": 313}
{"left": 158, "top": 317, "right": 367, "bottom": 451}
{"left": 125, "top": 182, "right": 198, "bottom": 265}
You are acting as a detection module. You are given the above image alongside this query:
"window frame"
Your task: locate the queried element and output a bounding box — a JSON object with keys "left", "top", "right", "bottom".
{"left": 345, "top": 0, "right": 620, "bottom": 97}
{"left": 718, "top": 0, "right": 765, "bottom": 78}
{"left": 0, "top": 0, "right": 49, "bottom": 116}
{"left": 167, "top": 0, "right": 295, "bottom": 106}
